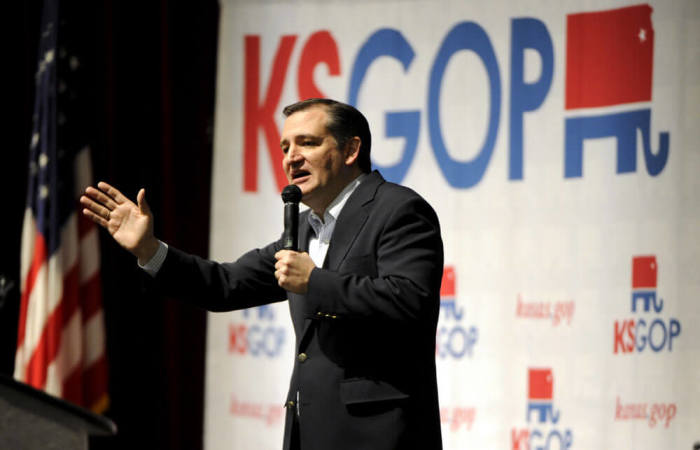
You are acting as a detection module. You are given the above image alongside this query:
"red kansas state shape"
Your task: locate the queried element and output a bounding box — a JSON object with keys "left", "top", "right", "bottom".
{"left": 632, "top": 255, "right": 657, "bottom": 289}
{"left": 566, "top": 4, "right": 654, "bottom": 109}
{"left": 440, "top": 266, "right": 456, "bottom": 298}
{"left": 528, "top": 368, "right": 554, "bottom": 401}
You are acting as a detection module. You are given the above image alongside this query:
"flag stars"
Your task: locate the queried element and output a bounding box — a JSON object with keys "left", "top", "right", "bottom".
{"left": 45, "top": 49, "right": 55, "bottom": 64}
{"left": 638, "top": 28, "right": 647, "bottom": 42}
{"left": 40, "top": 185, "right": 49, "bottom": 199}
{"left": 42, "top": 22, "right": 53, "bottom": 38}
{"left": 31, "top": 132, "right": 40, "bottom": 149}
{"left": 39, "top": 153, "right": 49, "bottom": 168}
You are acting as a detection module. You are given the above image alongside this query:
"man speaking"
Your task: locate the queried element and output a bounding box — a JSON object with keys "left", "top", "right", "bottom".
{"left": 81, "top": 99, "right": 444, "bottom": 450}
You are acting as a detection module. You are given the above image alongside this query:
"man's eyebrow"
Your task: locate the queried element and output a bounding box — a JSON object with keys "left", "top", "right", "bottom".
{"left": 280, "top": 134, "right": 321, "bottom": 148}
{"left": 296, "top": 134, "right": 319, "bottom": 140}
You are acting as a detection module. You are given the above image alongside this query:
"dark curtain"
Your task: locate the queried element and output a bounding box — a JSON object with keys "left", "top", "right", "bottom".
{"left": 2, "top": 1, "right": 219, "bottom": 449}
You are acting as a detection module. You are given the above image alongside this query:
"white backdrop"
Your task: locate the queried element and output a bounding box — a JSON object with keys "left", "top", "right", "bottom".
{"left": 207, "top": 1, "right": 699, "bottom": 448}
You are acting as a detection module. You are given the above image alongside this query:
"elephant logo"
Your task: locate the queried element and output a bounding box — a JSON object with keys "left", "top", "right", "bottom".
{"left": 527, "top": 368, "right": 560, "bottom": 424}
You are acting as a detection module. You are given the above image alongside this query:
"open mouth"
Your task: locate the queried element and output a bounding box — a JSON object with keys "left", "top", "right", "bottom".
{"left": 291, "top": 170, "right": 310, "bottom": 182}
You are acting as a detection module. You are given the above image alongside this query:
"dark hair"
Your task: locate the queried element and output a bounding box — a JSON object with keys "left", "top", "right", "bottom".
{"left": 283, "top": 98, "right": 372, "bottom": 173}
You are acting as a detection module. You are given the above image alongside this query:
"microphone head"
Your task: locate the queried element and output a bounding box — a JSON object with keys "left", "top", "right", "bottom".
{"left": 281, "top": 184, "right": 302, "bottom": 203}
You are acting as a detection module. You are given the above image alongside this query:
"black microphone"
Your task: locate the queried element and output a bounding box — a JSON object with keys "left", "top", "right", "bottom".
{"left": 281, "top": 184, "right": 302, "bottom": 251}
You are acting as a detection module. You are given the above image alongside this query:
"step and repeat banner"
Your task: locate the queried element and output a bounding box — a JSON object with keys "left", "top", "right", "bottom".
{"left": 207, "top": 0, "right": 699, "bottom": 448}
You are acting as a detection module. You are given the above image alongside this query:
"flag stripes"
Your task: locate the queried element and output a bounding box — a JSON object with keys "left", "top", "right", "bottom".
{"left": 15, "top": 150, "right": 109, "bottom": 410}
{"left": 15, "top": 0, "right": 109, "bottom": 413}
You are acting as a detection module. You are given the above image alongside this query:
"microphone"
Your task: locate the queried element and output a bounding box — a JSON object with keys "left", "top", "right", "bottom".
{"left": 281, "top": 184, "right": 302, "bottom": 251}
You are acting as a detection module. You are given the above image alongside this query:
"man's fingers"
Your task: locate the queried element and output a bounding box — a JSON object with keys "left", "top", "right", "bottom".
{"left": 84, "top": 186, "right": 118, "bottom": 210}
{"left": 97, "top": 181, "right": 129, "bottom": 204}
{"left": 275, "top": 250, "right": 294, "bottom": 260}
{"left": 80, "top": 195, "right": 111, "bottom": 220}
{"left": 82, "top": 207, "right": 109, "bottom": 228}
{"left": 275, "top": 262, "right": 288, "bottom": 275}
{"left": 273, "top": 252, "right": 311, "bottom": 294}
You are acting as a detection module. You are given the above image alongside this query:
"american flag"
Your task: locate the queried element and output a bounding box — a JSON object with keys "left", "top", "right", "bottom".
{"left": 14, "top": 0, "right": 109, "bottom": 413}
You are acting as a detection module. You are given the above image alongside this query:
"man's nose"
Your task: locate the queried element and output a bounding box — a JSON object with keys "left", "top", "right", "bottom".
{"left": 285, "top": 145, "right": 303, "bottom": 165}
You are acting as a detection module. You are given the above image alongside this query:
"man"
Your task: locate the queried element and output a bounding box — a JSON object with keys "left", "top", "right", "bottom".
{"left": 81, "top": 99, "right": 444, "bottom": 449}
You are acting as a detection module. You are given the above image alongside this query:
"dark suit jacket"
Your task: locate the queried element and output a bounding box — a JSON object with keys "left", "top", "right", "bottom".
{"left": 152, "top": 171, "right": 444, "bottom": 449}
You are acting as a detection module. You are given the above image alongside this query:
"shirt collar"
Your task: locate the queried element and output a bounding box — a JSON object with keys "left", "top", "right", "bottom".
{"left": 308, "top": 173, "right": 365, "bottom": 235}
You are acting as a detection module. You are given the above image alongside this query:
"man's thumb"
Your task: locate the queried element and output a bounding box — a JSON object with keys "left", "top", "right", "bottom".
{"left": 137, "top": 188, "right": 151, "bottom": 215}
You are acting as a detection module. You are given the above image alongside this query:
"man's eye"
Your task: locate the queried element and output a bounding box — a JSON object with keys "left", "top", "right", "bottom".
{"left": 281, "top": 147, "right": 289, "bottom": 154}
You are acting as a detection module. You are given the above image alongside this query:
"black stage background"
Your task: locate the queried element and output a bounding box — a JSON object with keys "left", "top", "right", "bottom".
{"left": 1, "top": 2, "right": 219, "bottom": 449}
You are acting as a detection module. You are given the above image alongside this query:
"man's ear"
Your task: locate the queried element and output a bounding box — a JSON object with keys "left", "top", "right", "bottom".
{"left": 344, "top": 137, "right": 361, "bottom": 166}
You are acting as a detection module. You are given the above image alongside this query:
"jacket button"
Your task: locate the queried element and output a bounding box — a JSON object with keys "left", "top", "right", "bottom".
{"left": 297, "top": 353, "right": 308, "bottom": 363}
{"left": 285, "top": 400, "right": 295, "bottom": 408}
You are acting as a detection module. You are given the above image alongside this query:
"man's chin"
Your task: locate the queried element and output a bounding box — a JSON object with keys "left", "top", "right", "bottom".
{"left": 299, "top": 187, "right": 318, "bottom": 206}
{"left": 300, "top": 189, "right": 312, "bottom": 201}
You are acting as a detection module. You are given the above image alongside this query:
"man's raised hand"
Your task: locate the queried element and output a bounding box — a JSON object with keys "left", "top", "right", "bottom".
{"left": 80, "top": 182, "right": 159, "bottom": 264}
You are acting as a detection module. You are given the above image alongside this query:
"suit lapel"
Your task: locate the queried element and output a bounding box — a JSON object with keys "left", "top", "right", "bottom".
{"left": 298, "top": 209, "right": 312, "bottom": 253}
{"left": 295, "top": 172, "right": 384, "bottom": 354}
{"left": 289, "top": 211, "right": 313, "bottom": 344}
{"left": 323, "top": 171, "right": 384, "bottom": 271}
